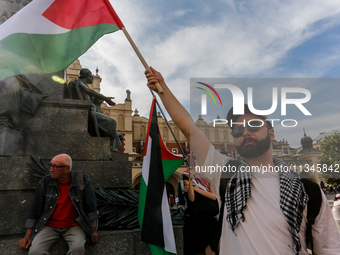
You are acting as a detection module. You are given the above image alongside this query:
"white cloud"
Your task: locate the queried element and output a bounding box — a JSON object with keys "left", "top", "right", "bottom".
{"left": 79, "top": 0, "right": 340, "bottom": 121}
{"left": 170, "top": 9, "right": 193, "bottom": 18}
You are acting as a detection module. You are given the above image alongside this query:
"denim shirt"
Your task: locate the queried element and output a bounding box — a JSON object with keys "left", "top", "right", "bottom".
{"left": 25, "top": 171, "right": 97, "bottom": 240}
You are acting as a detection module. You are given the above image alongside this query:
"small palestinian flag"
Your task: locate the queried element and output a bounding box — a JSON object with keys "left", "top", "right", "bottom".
{"left": 138, "top": 98, "right": 185, "bottom": 255}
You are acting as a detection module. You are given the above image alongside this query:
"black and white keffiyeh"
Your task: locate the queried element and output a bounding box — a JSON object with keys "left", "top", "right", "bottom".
{"left": 225, "top": 157, "right": 309, "bottom": 255}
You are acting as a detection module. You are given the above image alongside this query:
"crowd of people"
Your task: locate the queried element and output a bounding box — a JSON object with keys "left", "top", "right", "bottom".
{"left": 322, "top": 185, "right": 340, "bottom": 195}
{"left": 334, "top": 194, "right": 340, "bottom": 207}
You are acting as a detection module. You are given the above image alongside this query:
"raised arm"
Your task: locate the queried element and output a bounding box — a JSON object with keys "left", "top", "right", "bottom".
{"left": 193, "top": 186, "right": 217, "bottom": 201}
{"left": 145, "top": 67, "right": 211, "bottom": 166}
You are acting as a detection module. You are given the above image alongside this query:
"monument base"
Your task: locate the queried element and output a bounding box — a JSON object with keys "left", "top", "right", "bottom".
{"left": 0, "top": 127, "right": 24, "bottom": 157}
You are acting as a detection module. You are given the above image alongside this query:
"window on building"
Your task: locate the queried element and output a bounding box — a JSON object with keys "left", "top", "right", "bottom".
{"left": 214, "top": 130, "right": 219, "bottom": 142}
{"left": 163, "top": 126, "right": 168, "bottom": 140}
{"left": 174, "top": 127, "right": 179, "bottom": 140}
{"left": 224, "top": 130, "right": 228, "bottom": 141}
{"left": 205, "top": 129, "right": 209, "bottom": 139}
{"left": 141, "top": 126, "right": 146, "bottom": 140}
{"left": 118, "top": 114, "right": 124, "bottom": 130}
{"left": 284, "top": 148, "right": 288, "bottom": 154}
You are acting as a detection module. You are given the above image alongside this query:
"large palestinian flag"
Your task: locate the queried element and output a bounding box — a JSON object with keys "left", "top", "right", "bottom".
{"left": 138, "top": 98, "right": 185, "bottom": 255}
{"left": 0, "top": 0, "right": 123, "bottom": 81}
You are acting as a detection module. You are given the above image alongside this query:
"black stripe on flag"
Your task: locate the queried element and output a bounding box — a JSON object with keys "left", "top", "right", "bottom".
{"left": 141, "top": 103, "right": 165, "bottom": 246}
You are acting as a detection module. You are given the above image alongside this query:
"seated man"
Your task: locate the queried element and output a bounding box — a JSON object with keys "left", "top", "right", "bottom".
{"left": 19, "top": 154, "right": 98, "bottom": 254}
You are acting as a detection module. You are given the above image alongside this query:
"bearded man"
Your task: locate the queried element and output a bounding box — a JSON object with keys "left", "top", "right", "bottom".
{"left": 145, "top": 67, "right": 340, "bottom": 255}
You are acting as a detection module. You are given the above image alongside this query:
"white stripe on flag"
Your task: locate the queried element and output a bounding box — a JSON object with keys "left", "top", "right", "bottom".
{"left": 162, "top": 186, "right": 176, "bottom": 254}
{"left": 0, "top": 0, "right": 69, "bottom": 41}
{"left": 141, "top": 136, "right": 152, "bottom": 186}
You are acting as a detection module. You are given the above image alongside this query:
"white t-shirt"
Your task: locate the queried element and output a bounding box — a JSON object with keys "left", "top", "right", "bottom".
{"left": 199, "top": 144, "right": 340, "bottom": 255}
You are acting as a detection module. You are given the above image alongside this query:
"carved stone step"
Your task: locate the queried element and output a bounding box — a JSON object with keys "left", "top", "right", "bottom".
{"left": 0, "top": 127, "right": 24, "bottom": 157}
{"left": 24, "top": 133, "right": 111, "bottom": 160}
{"left": 19, "top": 98, "right": 92, "bottom": 134}
{"left": 0, "top": 156, "right": 131, "bottom": 192}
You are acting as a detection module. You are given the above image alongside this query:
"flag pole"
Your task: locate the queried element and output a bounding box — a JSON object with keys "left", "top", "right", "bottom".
{"left": 120, "top": 27, "right": 187, "bottom": 164}
{"left": 121, "top": 27, "right": 164, "bottom": 94}
{"left": 148, "top": 89, "right": 190, "bottom": 166}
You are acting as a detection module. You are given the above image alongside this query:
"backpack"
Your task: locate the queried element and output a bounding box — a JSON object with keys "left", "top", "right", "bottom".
{"left": 210, "top": 160, "right": 322, "bottom": 253}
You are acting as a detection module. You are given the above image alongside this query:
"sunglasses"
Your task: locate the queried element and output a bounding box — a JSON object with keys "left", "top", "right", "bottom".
{"left": 231, "top": 120, "right": 266, "bottom": 138}
{"left": 49, "top": 164, "right": 67, "bottom": 170}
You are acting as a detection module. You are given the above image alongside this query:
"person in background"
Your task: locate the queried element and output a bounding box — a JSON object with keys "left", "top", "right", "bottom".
{"left": 334, "top": 194, "right": 340, "bottom": 207}
{"left": 169, "top": 194, "right": 175, "bottom": 208}
{"left": 182, "top": 165, "right": 218, "bottom": 255}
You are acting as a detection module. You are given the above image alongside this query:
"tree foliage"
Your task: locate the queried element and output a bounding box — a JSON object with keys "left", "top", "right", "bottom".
{"left": 319, "top": 132, "right": 340, "bottom": 186}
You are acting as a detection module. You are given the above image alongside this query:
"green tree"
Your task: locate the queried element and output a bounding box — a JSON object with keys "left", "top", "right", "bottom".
{"left": 319, "top": 132, "right": 340, "bottom": 186}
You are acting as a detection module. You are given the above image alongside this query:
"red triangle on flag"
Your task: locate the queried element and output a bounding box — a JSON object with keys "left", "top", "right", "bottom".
{"left": 43, "top": 0, "right": 124, "bottom": 29}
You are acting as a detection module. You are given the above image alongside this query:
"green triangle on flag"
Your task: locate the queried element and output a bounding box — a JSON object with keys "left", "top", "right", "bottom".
{"left": 0, "top": 0, "right": 123, "bottom": 81}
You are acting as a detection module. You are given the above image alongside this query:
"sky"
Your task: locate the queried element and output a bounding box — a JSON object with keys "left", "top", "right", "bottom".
{"left": 77, "top": 0, "right": 340, "bottom": 148}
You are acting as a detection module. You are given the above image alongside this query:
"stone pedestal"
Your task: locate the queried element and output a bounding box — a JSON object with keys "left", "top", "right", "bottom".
{"left": 0, "top": 127, "right": 24, "bottom": 156}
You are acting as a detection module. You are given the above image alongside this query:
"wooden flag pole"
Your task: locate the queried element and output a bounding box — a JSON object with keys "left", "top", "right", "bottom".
{"left": 121, "top": 27, "right": 164, "bottom": 94}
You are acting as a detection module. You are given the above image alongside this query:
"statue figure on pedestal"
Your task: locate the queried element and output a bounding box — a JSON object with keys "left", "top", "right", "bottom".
{"left": 66, "top": 68, "right": 123, "bottom": 152}
{"left": 126, "top": 89, "right": 131, "bottom": 101}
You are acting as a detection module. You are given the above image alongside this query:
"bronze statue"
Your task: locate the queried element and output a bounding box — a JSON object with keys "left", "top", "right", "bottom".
{"left": 66, "top": 68, "right": 123, "bottom": 152}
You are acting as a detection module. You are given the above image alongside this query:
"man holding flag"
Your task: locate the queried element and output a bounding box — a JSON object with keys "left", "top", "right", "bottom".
{"left": 145, "top": 67, "right": 340, "bottom": 255}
